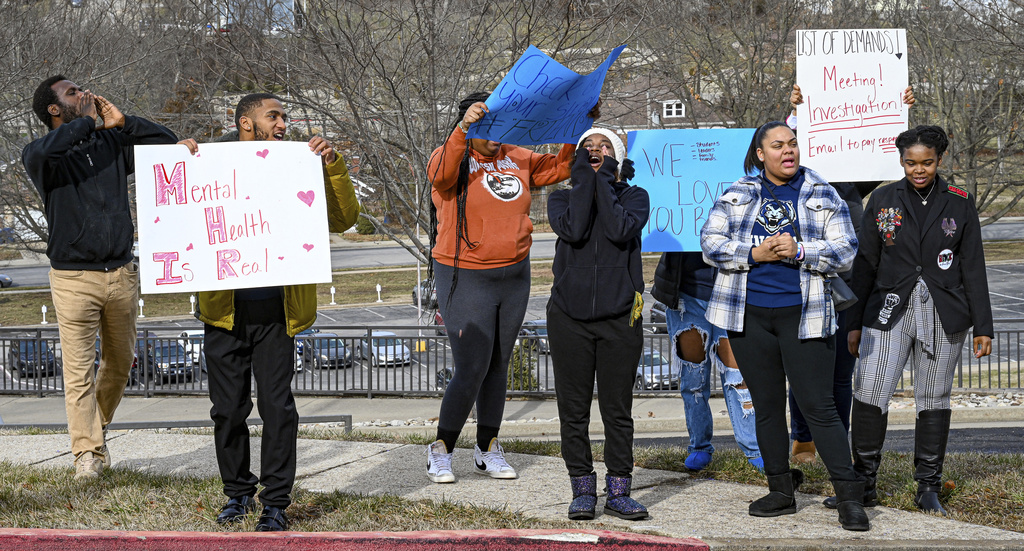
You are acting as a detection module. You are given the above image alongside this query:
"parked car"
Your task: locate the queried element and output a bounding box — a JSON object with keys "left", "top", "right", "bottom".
{"left": 412, "top": 278, "right": 438, "bottom": 309}
{"left": 302, "top": 333, "right": 353, "bottom": 369}
{"left": 634, "top": 348, "right": 678, "bottom": 390}
{"left": 7, "top": 338, "right": 60, "bottom": 378}
{"left": 94, "top": 338, "right": 140, "bottom": 386}
{"left": 178, "top": 330, "right": 205, "bottom": 371}
{"left": 294, "top": 328, "right": 321, "bottom": 372}
{"left": 520, "top": 319, "right": 550, "bottom": 353}
{"left": 0, "top": 273, "right": 12, "bottom": 288}
{"left": 136, "top": 339, "right": 194, "bottom": 383}
{"left": 358, "top": 331, "right": 412, "bottom": 367}
{"left": 432, "top": 310, "right": 446, "bottom": 336}
{"left": 649, "top": 301, "right": 668, "bottom": 333}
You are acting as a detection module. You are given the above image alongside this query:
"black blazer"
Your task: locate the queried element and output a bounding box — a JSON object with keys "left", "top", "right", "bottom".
{"left": 849, "top": 177, "right": 993, "bottom": 337}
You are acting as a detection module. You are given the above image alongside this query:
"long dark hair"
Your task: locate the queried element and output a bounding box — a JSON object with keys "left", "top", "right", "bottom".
{"left": 743, "top": 120, "right": 790, "bottom": 175}
{"left": 429, "top": 91, "right": 491, "bottom": 308}
{"left": 896, "top": 125, "right": 949, "bottom": 158}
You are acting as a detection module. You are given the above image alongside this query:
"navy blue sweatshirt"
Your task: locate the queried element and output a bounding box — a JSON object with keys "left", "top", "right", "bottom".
{"left": 22, "top": 115, "right": 178, "bottom": 270}
{"left": 547, "top": 148, "right": 650, "bottom": 321}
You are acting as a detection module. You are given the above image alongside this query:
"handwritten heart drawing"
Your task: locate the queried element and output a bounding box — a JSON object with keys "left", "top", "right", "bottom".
{"left": 154, "top": 216, "right": 160, "bottom": 223}
{"left": 256, "top": 149, "right": 269, "bottom": 159}
{"left": 297, "top": 190, "right": 315, "bottom": 207}
{"left": 302, "top": 244, "right": 314, "bottom": 252}
{"left": 245, "top": 196, "right": 250, "bottom": 200}
{"left": 186, "top": 243, "right": 194, "bottom": 251}
{"left": 278, "top": 256, "right": 285, "bottom": 260}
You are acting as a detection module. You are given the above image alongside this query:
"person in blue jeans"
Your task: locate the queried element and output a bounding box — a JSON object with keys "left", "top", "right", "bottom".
{"left": 652, "top": 252, "right": 762, "bottom": 471}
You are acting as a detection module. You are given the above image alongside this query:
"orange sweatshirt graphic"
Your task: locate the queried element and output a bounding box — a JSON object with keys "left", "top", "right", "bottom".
{"left": 428, "top": 128, "right": 574, "bottom": 269}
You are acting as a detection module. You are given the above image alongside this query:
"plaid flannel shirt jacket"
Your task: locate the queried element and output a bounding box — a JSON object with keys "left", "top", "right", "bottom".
{"left": 699, "top": 168, "right": 857, "bottom": 339}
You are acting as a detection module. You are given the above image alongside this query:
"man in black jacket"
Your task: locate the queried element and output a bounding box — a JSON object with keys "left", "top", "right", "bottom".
{"left": 22, "top": 75, "right": 178, "bottom": 480}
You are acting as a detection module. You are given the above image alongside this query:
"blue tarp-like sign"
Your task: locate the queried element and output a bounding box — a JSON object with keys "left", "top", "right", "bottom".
{"left": 627, "top": 128, "right": 756, "bottom": 252}
{"left": 467, "top": 44, "right": 626, "bottom": 146}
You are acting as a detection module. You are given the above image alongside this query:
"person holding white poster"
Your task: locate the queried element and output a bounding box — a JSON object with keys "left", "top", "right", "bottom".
{"left": 700, "top": 121, "right": 868, "bottom": 531}
{"left": 784, "top": 83, "right": 914, "bottom": 468}
{"left": 182, "top": 93, "right": 360, "bottom": 531}
{"left": 848, "top": 125, "right": 992, "bottom": 516}
{"left": 423, "top": 92, "right": 587, "bottom": 484}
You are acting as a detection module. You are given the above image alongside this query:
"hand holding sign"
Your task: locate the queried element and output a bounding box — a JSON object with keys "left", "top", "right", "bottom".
{"left": 467, "top": 45, "right": 625, "bottom": 146}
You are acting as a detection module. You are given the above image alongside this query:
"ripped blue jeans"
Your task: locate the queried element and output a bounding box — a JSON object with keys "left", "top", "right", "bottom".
{"left": 668, "top": 293, "right": 760, "bottom": 458}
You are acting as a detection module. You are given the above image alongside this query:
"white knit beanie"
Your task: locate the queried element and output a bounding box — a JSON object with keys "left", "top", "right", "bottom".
{"left": 576, "top": 127, "right": 625, "bottom": 163}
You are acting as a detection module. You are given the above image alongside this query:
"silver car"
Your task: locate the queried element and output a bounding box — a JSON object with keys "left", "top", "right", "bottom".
{"left": 358, "top": 331, "right": 411, "bottom": 367}
{"left": 634, "top": 348, "right": 679, "bottom": 390}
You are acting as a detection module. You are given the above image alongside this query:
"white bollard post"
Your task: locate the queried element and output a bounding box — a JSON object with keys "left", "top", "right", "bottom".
{"left": 138, "top": 298, "right": 145, "bottom": 318}
{"left": 376, "top": 283, "right": 383, "bottom": 303}
{"left": 330, "top": 286, "right": 336, "bottom": 305}
{"left": 189, "top": 294, "right": 196, "bottom": 315}
{"left": 41, "top": 305, "right": 49, "bottom": 325}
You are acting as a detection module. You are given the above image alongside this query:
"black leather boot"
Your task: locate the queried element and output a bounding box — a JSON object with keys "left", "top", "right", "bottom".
{"left": 749, "top": 469, "right": 803, "bottom": 517}
{"left": 914, "top": 409, "right": 952, "bottom": 516}
{"left": 833, "top": 480, "right": 871, "bottom": 531}
{"left": 824, "top": 400, "right": 887, "bottom": 509}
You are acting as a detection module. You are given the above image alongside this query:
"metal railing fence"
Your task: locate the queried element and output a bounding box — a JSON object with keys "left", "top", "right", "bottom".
{"left": 0, "top": 320, "right": 1021, "bottom": 398}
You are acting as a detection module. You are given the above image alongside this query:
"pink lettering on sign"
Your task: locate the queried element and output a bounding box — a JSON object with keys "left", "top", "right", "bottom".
{"left": 206, "top": 206, "right": 228, "bottom": 244}
{"left": 152, "top": 252, "right": 183, "bottom": 285}
{"left": 154, "top": 162, "right": 187, "bottom": 206}
{"left": 217, "top": 249, "right": 241, "bottom": 280}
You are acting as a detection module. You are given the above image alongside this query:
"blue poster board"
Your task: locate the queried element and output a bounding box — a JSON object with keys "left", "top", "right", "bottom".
{"left": 627, "top": 128, "right": 755, "bottom": 252}
{"left": 467, "top": 45, "right": 626, "bottom": 146}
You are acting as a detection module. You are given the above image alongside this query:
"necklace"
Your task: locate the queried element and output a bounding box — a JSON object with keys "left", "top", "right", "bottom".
{"left": 913, "top": 183, "right": 935, "bottom": 205}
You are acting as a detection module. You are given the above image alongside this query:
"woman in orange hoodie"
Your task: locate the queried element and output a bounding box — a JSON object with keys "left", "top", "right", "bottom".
{"left": 423, "top": 92, "right": 579, "bottom": 483}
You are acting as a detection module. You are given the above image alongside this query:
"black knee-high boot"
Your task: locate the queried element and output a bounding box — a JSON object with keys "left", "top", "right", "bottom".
{"left": 851, "top": 399, "right": 887, "bottom": 507}
{"left": 826, "top": 399, "right": 888, "bottom": 510}
{"left": 914, "top": 409, "right": 952, "bottom": 516}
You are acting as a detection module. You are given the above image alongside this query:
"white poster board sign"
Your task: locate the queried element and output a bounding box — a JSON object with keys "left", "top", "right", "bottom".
{"left": 135, "top": 141, "right": 331, "bottom": 294}
{"left": 795, "top": 28, "right": 909, "bottom": 182}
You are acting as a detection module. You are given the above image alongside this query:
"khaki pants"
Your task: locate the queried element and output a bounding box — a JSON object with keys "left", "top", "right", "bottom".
{"left": 49, "top": 263, "right": 138, "bottom": 459}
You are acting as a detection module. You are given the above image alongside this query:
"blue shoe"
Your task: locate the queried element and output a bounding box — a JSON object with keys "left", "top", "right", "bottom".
{"left": 748, "top": 456, "right": 765, "bottom": 472}
{"left": 684, "top": 451, "right": 713, "bottom": 471}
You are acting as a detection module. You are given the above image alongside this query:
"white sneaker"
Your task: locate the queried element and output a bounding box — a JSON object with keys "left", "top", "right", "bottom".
{"left": 426, "top": 440, "right": 455, "bottom": 483}
{"left": 474, "top": 438, "right": 517, "bottom": 479}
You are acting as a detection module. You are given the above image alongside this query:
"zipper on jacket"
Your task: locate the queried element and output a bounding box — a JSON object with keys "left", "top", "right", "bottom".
{"left": 86, "top": 154, "right": 94, "bottom": 167}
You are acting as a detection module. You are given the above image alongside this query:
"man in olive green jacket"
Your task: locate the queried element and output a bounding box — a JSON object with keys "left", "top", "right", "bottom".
{"left": 181, "top": 93, "right": 359, "bottom": 532}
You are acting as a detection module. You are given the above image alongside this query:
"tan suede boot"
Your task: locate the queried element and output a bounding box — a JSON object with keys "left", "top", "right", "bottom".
{"left": 791, "top": 440, "right": 817, "bottom": 464}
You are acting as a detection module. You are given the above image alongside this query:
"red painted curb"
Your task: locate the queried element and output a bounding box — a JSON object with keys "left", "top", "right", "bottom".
{"left": 0, "top": 528, "right": 707, "bottom": 550}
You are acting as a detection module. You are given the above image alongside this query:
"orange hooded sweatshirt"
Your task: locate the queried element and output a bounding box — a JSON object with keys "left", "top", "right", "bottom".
{"left": 427, "top": 127, "right": 574, "bottom": 269}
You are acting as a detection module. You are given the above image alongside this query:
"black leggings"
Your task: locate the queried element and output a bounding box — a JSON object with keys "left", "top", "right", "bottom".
{"left": 434, "top": 258, "right": 530, "bottom": 443}
{"left": 729, "top": 304, "right": 857, "bottom": 482}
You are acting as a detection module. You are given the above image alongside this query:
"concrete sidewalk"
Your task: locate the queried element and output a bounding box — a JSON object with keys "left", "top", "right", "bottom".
{"left": 2, "top": 395, "right": 1024, "bottom": 549}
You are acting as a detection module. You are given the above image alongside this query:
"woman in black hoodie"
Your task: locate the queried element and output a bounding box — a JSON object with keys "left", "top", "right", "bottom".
{"left": 547, "top": 128, "right": 650, "bottom": 521}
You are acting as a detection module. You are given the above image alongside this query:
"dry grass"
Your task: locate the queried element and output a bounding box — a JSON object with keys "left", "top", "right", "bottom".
{"left": 0, "top": 460, "right": 568, "bottom": 532}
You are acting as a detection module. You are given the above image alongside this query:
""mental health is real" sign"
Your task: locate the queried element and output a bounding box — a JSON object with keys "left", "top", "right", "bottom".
{"left": 134, "top": 141, "right": 332, "bottom": 294}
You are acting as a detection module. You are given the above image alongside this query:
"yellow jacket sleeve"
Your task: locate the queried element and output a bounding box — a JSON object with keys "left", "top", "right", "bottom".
{"left": 322, "top": 154, "right": 361, "bottom": 232}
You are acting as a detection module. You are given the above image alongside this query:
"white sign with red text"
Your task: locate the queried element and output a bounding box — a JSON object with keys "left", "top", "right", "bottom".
{"left": 795, "top": 28, "right": 909, "bottom": 182}
{"left": 135, "top": 141, "right": 331, "bottom": 294}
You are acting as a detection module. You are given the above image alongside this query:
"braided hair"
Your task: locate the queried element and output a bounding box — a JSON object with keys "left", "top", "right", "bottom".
{"left": 896, "top": 125, "right": 949, "bottom": 158}
{"left": 429, "top": 91, "right": 491, "bottom": 309}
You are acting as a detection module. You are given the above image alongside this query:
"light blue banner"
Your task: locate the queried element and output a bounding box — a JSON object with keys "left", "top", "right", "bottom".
{"left": 467, "top": 44, "right": 626, "bottom": 146}
{"left": 627, "top": 128, "right": 756, "bottom": 252}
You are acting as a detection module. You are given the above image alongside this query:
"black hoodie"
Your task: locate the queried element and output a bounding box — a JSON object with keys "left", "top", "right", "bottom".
{"left": 22, "top": 115, "right": 177, "bottom": 270}
{"left": 547, "top": 148, "right": 650, "bottom": 321}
